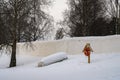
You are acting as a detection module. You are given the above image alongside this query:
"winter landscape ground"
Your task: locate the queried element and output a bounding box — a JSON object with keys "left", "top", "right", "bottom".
{"left": 0, "top": 35, "right": 120, "bottom": 80}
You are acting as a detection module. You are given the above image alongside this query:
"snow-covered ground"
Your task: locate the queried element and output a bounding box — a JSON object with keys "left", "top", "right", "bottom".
{"left": 0, "top": 35, "right": 120, "bottom": 80}
{"left": 0, "top": 53, "right": 120, "bottom": 80}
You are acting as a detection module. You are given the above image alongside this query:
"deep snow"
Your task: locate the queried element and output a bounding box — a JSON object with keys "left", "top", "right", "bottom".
{"left": 0, "top": 35, "right": 120, "bottom": 80}
{"left": 0, "top": 53, "right": 120, "bottom": 80}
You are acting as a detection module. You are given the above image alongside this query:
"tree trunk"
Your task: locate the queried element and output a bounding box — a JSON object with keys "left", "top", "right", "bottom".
{"left": 9, "top": 39, "right": 17, "bottom": 67}
{"left": 9, "top": 0, "right": 17, "bottom": 67}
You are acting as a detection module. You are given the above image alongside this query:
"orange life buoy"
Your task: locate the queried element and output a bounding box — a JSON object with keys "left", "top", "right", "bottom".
{"left": 84, "top": 51, "right": 90, "bottom": 56}
{"left": 84, "top": 47, "right": 91, "bottom": 56}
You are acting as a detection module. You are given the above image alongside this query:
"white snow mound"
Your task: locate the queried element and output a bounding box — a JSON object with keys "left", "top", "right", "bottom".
{"left": 38, "top": 52, "right": 68, "bottom": 67}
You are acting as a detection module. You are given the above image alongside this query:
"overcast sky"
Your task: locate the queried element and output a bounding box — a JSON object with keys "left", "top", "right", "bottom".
{"left": 49, "top": 0, "right": 68, "bottom": 21}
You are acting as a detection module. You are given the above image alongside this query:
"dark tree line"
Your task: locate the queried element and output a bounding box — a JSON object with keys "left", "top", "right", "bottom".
{"left": 60, "top": 0, "right": 120, "bottom": 37}
{"left": 0, "top": 0, "right": 53, "bottom": 67}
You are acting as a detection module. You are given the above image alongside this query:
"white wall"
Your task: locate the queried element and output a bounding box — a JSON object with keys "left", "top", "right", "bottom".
{"left": 17, "top": 35, "right": 120, "bottom": 56}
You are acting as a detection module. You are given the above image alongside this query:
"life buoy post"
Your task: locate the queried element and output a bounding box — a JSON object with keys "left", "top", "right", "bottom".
{"left": 82, "top": 43, "right": 93, "bottom": 63}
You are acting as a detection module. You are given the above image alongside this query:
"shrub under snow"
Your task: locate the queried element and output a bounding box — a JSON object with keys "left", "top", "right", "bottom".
{"left": 38, "top": 52, "right": 68, "bottom": 67}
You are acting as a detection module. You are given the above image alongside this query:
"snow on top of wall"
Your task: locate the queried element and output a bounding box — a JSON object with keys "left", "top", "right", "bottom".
{"left": 17, "top": 35, "right": 120, "bottom": 44}
{"left": 17, "top": 35, "right": 120, "bottom": 56}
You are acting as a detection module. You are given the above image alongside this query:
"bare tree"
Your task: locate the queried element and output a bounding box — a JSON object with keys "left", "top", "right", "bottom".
{"left": 103, "top": 0, "right": 120, "bottom": 34}
{"left": 0, "top": 0, "right": 52, "bottom": 67}
{"left": 62, "top": 0, "right": 104, "bottom": 37}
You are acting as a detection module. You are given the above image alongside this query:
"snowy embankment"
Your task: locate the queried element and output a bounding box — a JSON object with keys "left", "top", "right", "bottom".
{"left": 17, "top": 35, "right": 120, "bottom": 56}
{"left": 0, "top": 35, "right": 120, "bottom": 80}
{"left": 0, "top": 53, "right": 120, "bottom": 80}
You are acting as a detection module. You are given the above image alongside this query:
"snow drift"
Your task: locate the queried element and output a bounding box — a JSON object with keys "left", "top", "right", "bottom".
{"left": 17, "top": 35, "right": 120, "bottom": 56}
{"left": 38, "top": 52, "right": 68, "bottom": 67}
